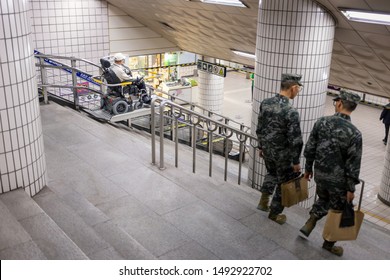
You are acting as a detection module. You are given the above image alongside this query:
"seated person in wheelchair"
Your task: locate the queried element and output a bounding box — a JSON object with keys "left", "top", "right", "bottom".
{"left": 110, "top": 53, "right": 146, "bottom": 94}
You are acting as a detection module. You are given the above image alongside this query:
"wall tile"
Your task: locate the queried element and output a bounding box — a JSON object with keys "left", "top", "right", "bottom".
{"left": 0, "top": 0, "right": 46, "bottom": 195}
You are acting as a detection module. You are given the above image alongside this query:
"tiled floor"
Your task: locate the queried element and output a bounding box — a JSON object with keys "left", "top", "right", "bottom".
{"left": 212, "top": 71, "right": 390, "bottom": 230}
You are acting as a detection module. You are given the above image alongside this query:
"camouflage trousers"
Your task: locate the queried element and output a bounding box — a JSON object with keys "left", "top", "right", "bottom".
{"left": 309, "top": 181, "right": 348, "bottom": 219}
{"left": 260, "top": 156, "right": 296, "bottom": 215}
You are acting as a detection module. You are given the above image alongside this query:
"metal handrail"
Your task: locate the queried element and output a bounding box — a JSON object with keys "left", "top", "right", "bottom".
{"left": 159, "top": 90, "right": 252, "bottom": 134}
{"left": 39, "top": 84, "right": 102, "bottom": 94}
{"left": 151, "top": 96, "right": 258, "bottom": 186}
{"left": 35, "top": 52, "right": 104, "bottom": 109}
{"left": 34, "top": 53, "right": 102, "bottom": 70}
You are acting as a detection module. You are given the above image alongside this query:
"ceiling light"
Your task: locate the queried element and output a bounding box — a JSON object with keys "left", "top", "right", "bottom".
{"left": 340, "top": 8, "right": 390, "bottom": 25}
{"left": 199, "top": 0, "right": 247, "bottom": 8}
{"left": 231, "top": 50, "right": 255, "bottom": 59}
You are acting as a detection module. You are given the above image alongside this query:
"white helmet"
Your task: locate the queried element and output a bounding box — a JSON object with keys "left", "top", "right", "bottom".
{"left": 114, "top": 53, "right": 125, "bottom": 61}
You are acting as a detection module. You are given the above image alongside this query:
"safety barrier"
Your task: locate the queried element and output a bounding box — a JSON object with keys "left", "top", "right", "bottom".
{"left": 35, "top": 52, "right": 103, "bottom": 110}
{"left": 158, "top": 90, "right": 252, "bottom": 133}
{"left": 151, "top": 97, "right": 259, "bottom": 186}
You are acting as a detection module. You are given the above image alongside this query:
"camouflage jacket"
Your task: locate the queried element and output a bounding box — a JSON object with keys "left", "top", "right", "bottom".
{"left": 304, "top": 112, "right": 362, "bottom": 192}
{"left": 256, "top": 94, "right": 303, "bottom": 164}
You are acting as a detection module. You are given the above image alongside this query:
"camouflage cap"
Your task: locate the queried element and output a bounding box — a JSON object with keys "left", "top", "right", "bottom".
{"left": 333, "top": 89, "right": 361, "bottom": 104}
{"left": 281, "top": 73, "right": 303, "bottom": 86}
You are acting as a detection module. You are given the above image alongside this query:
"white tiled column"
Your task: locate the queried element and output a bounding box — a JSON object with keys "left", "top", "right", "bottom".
{"left": 248, "top": 0, "right": 335, "bottom": 207}
{"left": 379, "top": 143, "right": 390, "bottom": 206}
{"left": 0, "top": 0, "right": 47, "bottom": 196}
{"left": 198, "top": 58, "right": 224, "bottom": 115}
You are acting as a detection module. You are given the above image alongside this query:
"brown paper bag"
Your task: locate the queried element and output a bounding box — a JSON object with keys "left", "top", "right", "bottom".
{"left": 322, "top": 209, "right": 365, "bottom": 241}
{"left": 281, "top": 175, "right": 308, "bottom": 207}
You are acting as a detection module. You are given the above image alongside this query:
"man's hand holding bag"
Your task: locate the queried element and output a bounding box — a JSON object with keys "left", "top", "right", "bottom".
{"left": 281, "top": 174, "right": 308, "bottom": 207}
{"left": 322, "top": 180, "right": 365, "bottom": 242}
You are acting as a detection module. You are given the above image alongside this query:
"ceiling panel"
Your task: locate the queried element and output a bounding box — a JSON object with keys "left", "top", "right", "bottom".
{"left": 376, "top": 49, "right": 390, "bottom": 65}
{"left": 332, "top": 54, "right": 363, "bottom": 69}
{"left": 334, "top": 29, "right": 369, "bottom": 46}
{"left": 359, "top": 32, "right": 390, "bottom": 50}
{"left": 367, "top": 0, "right": 390, "bottom": 12}
{"left": 105, "top": 0, "right": 390, "bottom": 98}
{"left": 342, "top": 45, "right": 381, "bottom": 63}
{"left": 349, "top": 21, "right": 390, "bottom": 34}
{"left": 332, "top": 42, "right": 350, "bottom": 56}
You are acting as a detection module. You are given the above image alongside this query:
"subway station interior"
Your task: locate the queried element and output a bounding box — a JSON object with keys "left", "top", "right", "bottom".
{"left": 1, "top": 0, "right": 390, "bottom": 260}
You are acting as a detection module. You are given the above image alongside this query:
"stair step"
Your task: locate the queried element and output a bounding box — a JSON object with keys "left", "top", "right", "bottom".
{"left": 92, "top": 220, "right": 155, "bottom": 259}
{"left": 155, "top": 165, "right": 256, "bottom": 220}
{"left": 0, "top": 196, "right": 45, "bottom": 260}
{"left": 0, "top": 189, "right": 87, "bottom": 259}
{"left": 50, "top": 184, "right": 156, "bottom": 259}
{"left": 153, "top": 137, "right": 390, "bottom": 259}
{"left": 0, "top": 240, "right": 46, "bottom": 260}
{"left": 33, "top": 187, "right": 116, "bottom": 258}
{"left": 102, "top": 112, "right": 390, "bottom": 259}
{"left": 37, "top": 185, "right": 155, "bottom": 259}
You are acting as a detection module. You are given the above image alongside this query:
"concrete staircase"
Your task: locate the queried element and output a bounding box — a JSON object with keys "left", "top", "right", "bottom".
{"left": 0, "top": 102, "right": 389, "bottom": 260}
{"left": 0, "top": 189, "right": 86, "bottom": 259}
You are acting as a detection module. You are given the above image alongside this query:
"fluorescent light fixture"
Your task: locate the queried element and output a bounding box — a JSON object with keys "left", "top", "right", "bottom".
{"left": 231, "top": 50, "right": 255, "bottom": 59}
{"left": 200, "top": 0, "right": 247, "bottom": 8}
{"left": 340, "top": 8, "right": 390, "bottom": 25}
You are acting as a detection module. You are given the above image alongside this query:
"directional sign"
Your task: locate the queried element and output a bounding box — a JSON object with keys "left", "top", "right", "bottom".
{"left": 197, "top": 60, "right": 226, "bottom": 78}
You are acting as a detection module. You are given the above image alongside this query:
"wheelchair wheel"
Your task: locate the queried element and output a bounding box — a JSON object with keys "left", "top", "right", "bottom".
{"left": 134, "top": 101, "right": 143, "bottom": 110}
{"left": 112, "top": 100, "right": 128, "bottom": 115}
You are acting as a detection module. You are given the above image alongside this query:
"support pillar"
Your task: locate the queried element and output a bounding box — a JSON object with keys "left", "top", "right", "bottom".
{"left": 198, "top": 57, "right": 224, "bottom": 115}
{"left": 0, "top": 0, "right": 47, "bottom": 196}
{"left": 248, "top": 0, "right": 336, "bottom": 207}
{"left": 379, "top": 143, "right": 390, "bottom": 206}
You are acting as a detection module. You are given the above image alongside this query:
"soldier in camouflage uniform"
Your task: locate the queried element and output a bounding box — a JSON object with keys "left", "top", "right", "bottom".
{"left": 300, "top": 89, "right": 362, "bottom": 257}
{"left": 256, "top": 73, "right": 304, "bottom": 225}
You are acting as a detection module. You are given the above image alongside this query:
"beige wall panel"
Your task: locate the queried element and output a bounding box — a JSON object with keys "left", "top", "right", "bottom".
{"left": 109, "top": 15, "right": 143, "bottom": 28}
{"left": 110, "top": 38, "right": 177, "bottom": 53}
{"left": 110, "top": 27, "right": 160, "bottom": 40}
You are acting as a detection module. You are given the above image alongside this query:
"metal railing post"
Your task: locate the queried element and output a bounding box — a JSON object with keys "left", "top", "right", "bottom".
{"left": 208, "top": 131, "right": 213, "bottom": 177}
{"left": 71, "top": 58, "right": 79, "bottom": 110}
{"left": 159, "top": 101, "right": 167, "bottom": 170}
{"left": 39, "top": 57, "right": 49, "bottom": 104}
{"left": 237, "top": 125, "right": 246, "bottom": 185}
{"left": 252, "top": 145, "right": 257, "bottom": 188}
{"left": 98, "top": 67, "right": 105, "bottom": 93}
{"left": 174, "top": 118, "right": 179, "bottom": 167}
{"left": 238, "top": 140, "right": 244, "bottom": 185}
{"left": 170, "top": 108, "right": 174, "bottom": 140}
{"left": 151, "top": 98, "right": 157, "bottom": 165}
{"left": 224, "top": 137, "right": 228, "bottom": 181}
{"left": 192, "top": 124, "right": 196, "bottom": 173}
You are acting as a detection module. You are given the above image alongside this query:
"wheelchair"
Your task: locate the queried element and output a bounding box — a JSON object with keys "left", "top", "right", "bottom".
{"left": 97, "top": 59, "right": 152, "bottom": 115}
